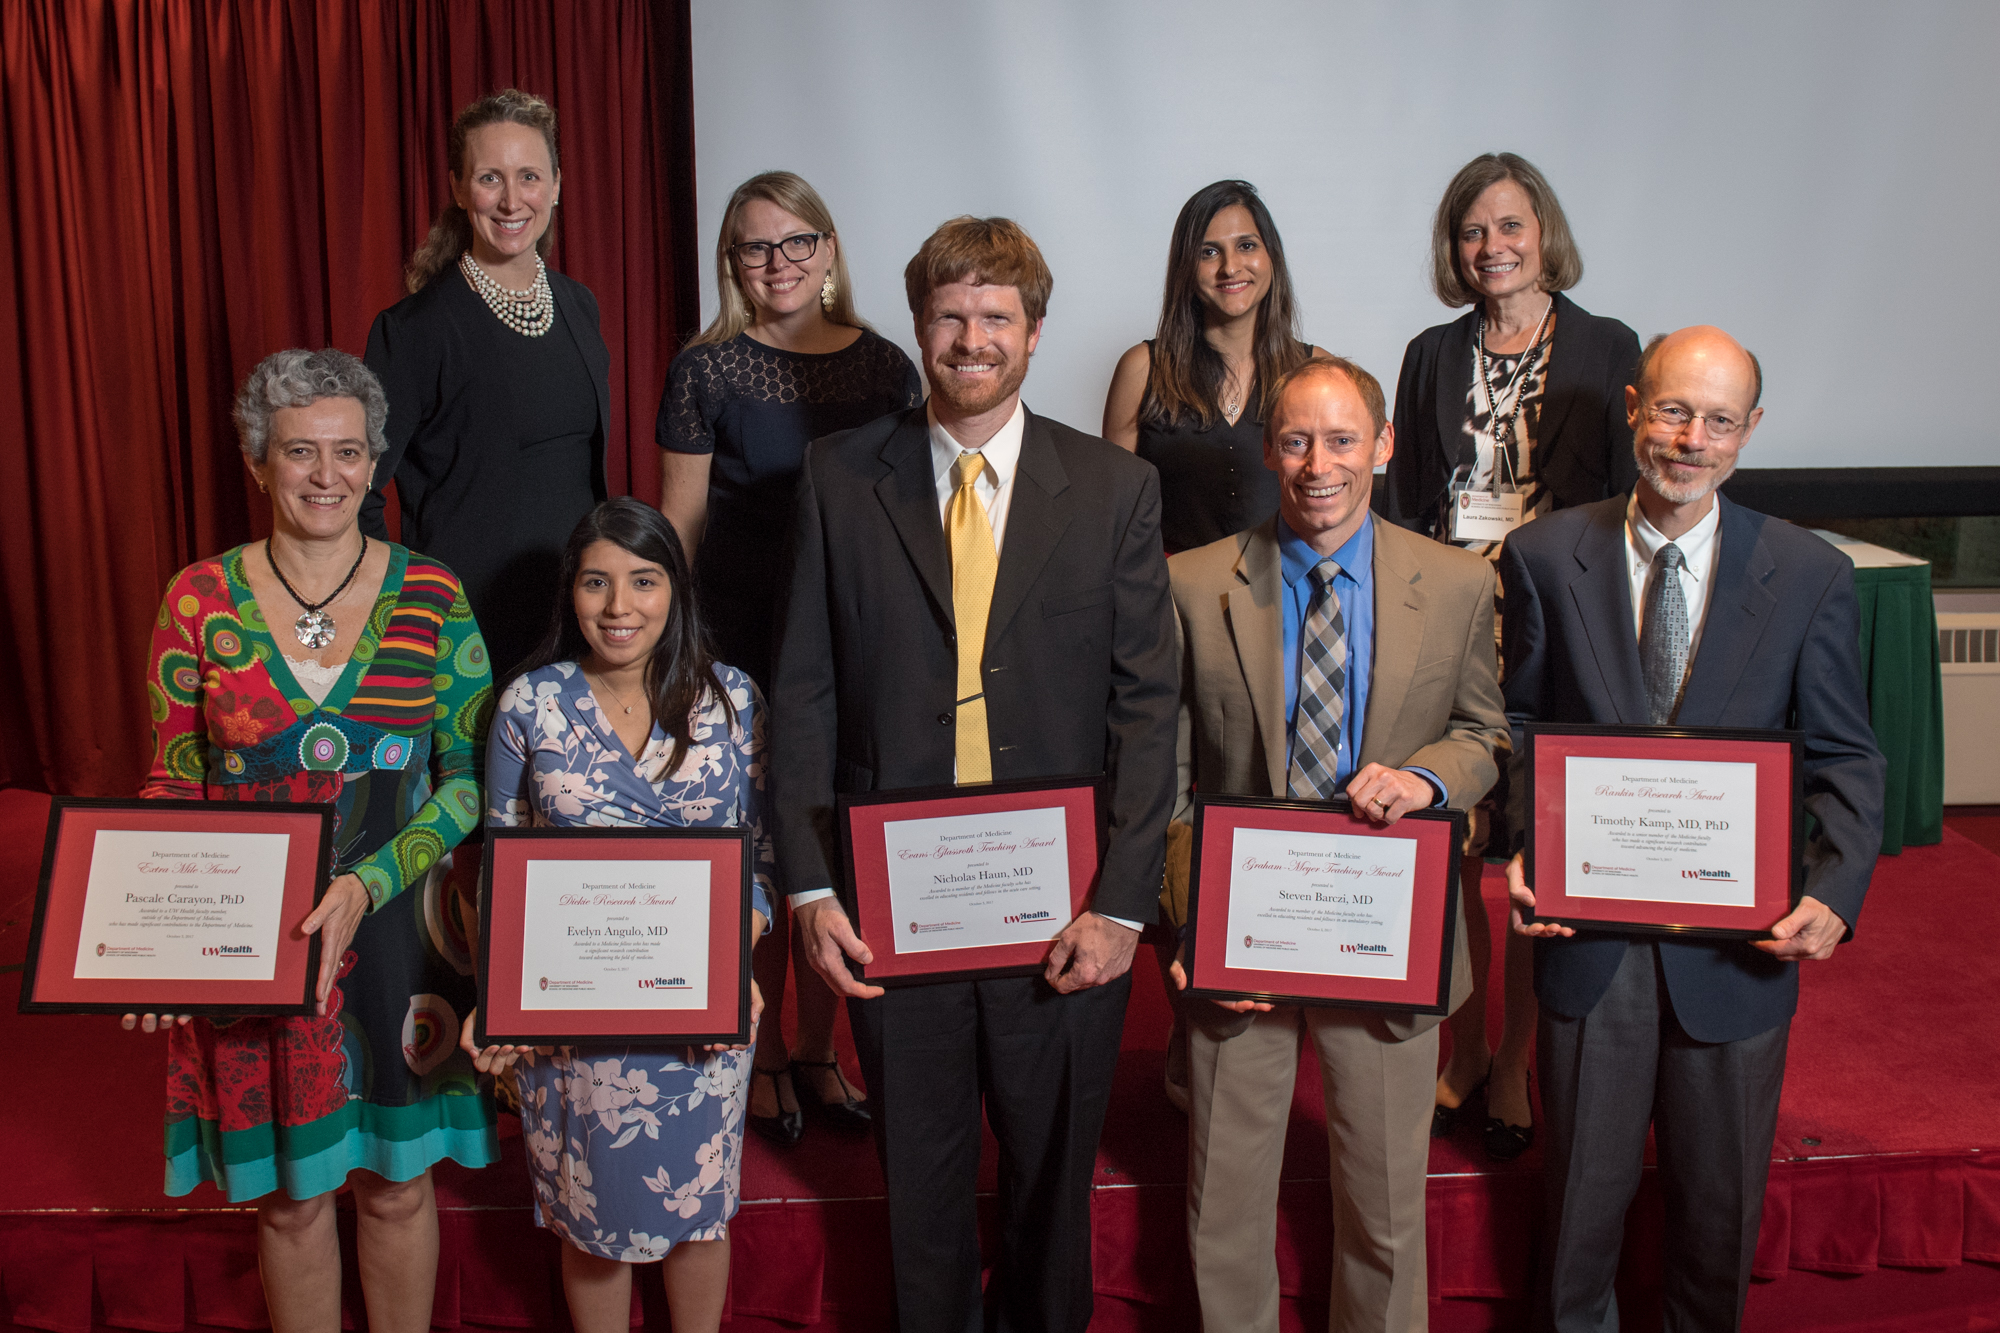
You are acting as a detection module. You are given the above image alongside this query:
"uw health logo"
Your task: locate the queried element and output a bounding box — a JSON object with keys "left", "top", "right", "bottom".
{"left": 638, "top": 977, "right": 690, "bottom": 989}
{"left": 1004, "top": 910, "right": 1053, "bottom": 924}
{"left": 201, "top": 945, "right": 255, "bottom": 956}
{"left": 1340, "top": 943, "right": 1393, "bottom": 955}
{"left": 1682, "top": 868, "right": 1737, "bottom": 882}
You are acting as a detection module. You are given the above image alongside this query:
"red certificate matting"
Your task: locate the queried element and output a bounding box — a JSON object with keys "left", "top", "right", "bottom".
{"left": 20, "top": 798, "right": 331, "bottom": 1016}
{"left": 1183, "top": 797, "right": 1464, "bottom": 1014}
{"left": 838, "top": 777, "right": 1105, "bottom": 986}
{"left": 1524, "top": 725, "right": 1803, "bottom": 938}
{"left": 476, "top": 828, "right": 752, "bottom": 1045}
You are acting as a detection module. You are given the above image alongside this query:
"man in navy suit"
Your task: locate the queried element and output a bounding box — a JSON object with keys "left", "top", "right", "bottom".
{"left": 1499, "top": 326, "right": 1885, "bottom": 1332}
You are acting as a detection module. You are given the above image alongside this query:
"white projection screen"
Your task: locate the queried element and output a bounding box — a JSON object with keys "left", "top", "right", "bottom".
{"left": 689, "top": 1, "right": 1998, "bottom": 470}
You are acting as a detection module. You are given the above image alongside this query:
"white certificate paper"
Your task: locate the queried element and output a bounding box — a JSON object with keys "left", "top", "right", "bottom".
{"left": 1223, "top": 827, "right": 1418, "bottom": 980}
{"left": 520, "top": 860, "right": 712, "bottom": 1011}
{"left": 881, "top": 806, "right": 1072, "bottom": 954}
{"left": 1563, "top": 757, "right": 1757, "bottom": 906}
{"left": 73, "top": 830, "right": 293, "bottom": 981}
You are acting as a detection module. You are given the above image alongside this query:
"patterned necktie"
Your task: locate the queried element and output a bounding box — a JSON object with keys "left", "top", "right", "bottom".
{"left": 1640, "top": 542, "right": 1690, "bottom": 725}
{"left": 1287, "top": 557, "right": 1347, "bottom": 799}
{"left": 947, "top": 451, "right": 998, "bottom": 783}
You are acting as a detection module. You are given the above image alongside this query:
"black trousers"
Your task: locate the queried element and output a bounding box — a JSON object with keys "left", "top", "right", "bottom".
{"left": 1535, "top": 940, "right": 1790, "bottom": 1333}
{"left": 849, "top": 970, "right": 1132, "bottom": 1333}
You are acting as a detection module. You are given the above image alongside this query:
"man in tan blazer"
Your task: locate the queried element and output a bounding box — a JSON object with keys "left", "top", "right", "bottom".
{"left": 1167, "top": 357, "right": 1507, "bottom": 1333}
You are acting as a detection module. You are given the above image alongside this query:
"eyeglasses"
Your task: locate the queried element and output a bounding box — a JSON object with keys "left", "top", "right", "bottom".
{"left": 1645, "top": 403, "right": 1748, "bottom": 440}
{"left": 730, "top": 232, "right": 824, "bottom": 269}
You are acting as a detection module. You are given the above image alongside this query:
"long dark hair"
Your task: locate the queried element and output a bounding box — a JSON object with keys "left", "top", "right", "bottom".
{"left": 1143, "top": 180, "right": 1309, "bottom": 430}
{"left": 405, "top": 89, "right": 561, "bottom": 293}
{"left": 515, "top": 498, "right": 735, "bottom": 779}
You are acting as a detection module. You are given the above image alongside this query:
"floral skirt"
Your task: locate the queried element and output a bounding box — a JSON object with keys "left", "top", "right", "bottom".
{"left": 514, "top": 1043, "right": 753, "bottom": 1261}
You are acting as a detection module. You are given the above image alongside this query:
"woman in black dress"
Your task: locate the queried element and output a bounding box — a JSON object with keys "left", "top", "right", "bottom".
{"left": 1102, "top": 179, "right": 1327, "bottom": 553}
{"left": 362, "top": 89, "right": 611, "bottom": 682}
{"left": 1382, "top": 152, "right": 1640, "bottom": 1162}
{"left": 658, "top": 170, "right": 919, "bottom": 1145}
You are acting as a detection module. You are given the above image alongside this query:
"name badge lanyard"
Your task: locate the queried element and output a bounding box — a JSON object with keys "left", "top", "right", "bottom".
{"left": 1447, "top": 303, "right": 1550, "bottom": 544}
{"left": 1474, "top": 301, "right": 1552, "bottom": 496}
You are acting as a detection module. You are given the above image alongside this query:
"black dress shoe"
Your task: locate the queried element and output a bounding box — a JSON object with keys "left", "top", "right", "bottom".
{"left": 1483, "top": 1068, "right": 1535, "bottom": 1161}
{"left": 748, "top": 1066, "right": 804, "bottom": 1147}
{"left": 1483, "top": 1115, "right": 1535, "bottom": 1161}
{"left": 793, "top": 1057, "right": 872, "bottom": 1135}
{"left": 1431, "top": 1076, "right": 1486, "bottom": 1139}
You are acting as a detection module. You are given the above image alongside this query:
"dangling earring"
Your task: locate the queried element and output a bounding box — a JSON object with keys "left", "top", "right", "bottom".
{"left": 820, "top": 271, "right": 837, "bottom": 313}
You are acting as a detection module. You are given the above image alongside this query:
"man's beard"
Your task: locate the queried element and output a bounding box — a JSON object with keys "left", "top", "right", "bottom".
{"left": 1637, "top": 445, "right": 1735, "bottom": 506}
{"left": 928, "top": 354, "right": 1030, "bottom": 419}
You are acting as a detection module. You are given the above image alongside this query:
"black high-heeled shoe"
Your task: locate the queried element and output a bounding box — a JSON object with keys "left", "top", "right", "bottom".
{"left": 1483, "top": 1068, "right": 1536, "bottom": 1162}
{"left": 1431, "top": 1075, "right": 1488, "bottom": 1138}
{"left": 748, "top": 1065, "right": 805, "bottom": 1147}
{"left": 792, "top": 1057, "right": 872, "bottom": 1136}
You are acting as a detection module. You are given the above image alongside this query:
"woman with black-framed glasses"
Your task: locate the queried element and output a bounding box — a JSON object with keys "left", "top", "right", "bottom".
{"left": 656, "top": 171, "right": 918, "bottom": 1149}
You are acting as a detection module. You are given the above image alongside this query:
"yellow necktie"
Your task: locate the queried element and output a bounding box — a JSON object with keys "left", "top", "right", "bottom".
{"left": 948, "top": 451, "right": 998, "bottom": 784}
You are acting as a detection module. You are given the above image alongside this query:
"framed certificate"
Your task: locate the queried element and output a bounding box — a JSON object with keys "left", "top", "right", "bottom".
{"left": 476, "top": 827, "right": 753, "bottom": 1046}
{"left": 837, "top": 776, "right": 1105, "bottom": 986}
{"left": 1523, "top": 725, "right": 1804, "bottom": 938}
{"left": 19, "top": 797, "right": 333, "bottom": 1017}
{"left": 1182, "top": 795, "right": 1466, "bottom": 1013}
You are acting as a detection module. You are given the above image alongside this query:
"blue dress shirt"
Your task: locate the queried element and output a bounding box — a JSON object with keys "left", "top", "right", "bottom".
{"left": 1277, "top": 513, "right": 1445, "bottom": 805}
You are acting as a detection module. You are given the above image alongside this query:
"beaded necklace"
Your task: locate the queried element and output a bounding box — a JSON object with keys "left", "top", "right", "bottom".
{"left": 459, "top": 251, "right": 554, "bottom": 337}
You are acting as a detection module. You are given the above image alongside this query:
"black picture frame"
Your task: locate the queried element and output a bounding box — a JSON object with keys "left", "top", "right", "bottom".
{"left": 1182, "top": 794, "right": 1466, "bottom": 1015}
{"left": 1522, "top": 723, "right": 1806, "bottom": 940}
{"left": 19, "top": 796, "right": 333, "bottom": 1018}
{"left": 475, "top": 825, "right": 755, "bottom": 1047}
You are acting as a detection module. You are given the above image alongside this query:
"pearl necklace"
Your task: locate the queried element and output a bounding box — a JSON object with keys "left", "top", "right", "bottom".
{"left": 459, "top": 252, "right": 554, "bottom": 337}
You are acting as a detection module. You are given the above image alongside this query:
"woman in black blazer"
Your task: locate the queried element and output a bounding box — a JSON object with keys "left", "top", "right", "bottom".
{"left": 1383, "top": 152, "right": 1639, "bottom": 1163}
{"left": 362, "top": 89, "right": 612, "bottom": 680}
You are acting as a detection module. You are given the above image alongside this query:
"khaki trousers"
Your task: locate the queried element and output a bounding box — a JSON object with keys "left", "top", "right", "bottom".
{"left": 1187, "top": 1004, "right": 1437, "bottom": 1333}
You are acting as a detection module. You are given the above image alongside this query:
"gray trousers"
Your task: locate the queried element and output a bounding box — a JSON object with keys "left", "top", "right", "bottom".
{"left": 1535, "top": 941, "right": 1789, "bottom": 1333}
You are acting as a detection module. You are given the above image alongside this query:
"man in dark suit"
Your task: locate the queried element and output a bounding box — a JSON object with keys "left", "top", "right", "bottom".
{"left": 1500, "top": 326, "right": 1886, "bottom": 1331}
{"left": 769, "top": 216, "right": 1178, "bottom": 1333}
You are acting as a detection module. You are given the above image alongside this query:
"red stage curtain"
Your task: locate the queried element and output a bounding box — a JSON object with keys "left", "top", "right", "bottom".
{"left": 0, "top": 0, "right": 699, "bottom": 796}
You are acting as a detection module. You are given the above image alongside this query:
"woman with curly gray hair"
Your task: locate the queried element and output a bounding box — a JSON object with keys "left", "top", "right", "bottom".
{"left": 126, "top": 347, "right": 499, "bottom": 1330}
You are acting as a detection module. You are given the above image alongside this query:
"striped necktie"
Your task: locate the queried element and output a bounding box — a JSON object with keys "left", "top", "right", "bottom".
{"left": 1287, "top": 557, "right": 1347, "bottom": 799}
{"left": 948, "top": 451, "right": 998, "bottom": 783}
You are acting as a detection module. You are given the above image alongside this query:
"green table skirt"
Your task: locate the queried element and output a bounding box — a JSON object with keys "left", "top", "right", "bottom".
{"left": 1853, "top": 563, "right": 1944, "bottom": 853}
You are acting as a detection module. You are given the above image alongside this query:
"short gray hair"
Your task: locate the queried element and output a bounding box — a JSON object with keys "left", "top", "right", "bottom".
{"left": 234, "top": 348, "right": 390, "bottom": 463}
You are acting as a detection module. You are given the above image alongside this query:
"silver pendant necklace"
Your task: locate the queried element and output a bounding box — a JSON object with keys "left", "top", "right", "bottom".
{"left": 266, "top": 536, "right": 367, "bottom": 650}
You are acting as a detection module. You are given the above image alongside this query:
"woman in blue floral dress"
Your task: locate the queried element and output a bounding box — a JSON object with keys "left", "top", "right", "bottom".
{"left": 463, "top": 498, "right": 771, "bottom": 1333}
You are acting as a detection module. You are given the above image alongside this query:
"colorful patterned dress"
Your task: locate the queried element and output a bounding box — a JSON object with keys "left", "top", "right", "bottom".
{"left": 142, "top": 543, "right": 499, "bottom": 1201}
{"left": 487, "top": 662, "right": 773, "bottom": 1261}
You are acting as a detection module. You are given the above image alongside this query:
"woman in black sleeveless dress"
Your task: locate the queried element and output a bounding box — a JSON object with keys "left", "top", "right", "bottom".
{"left": 1102, "top": 180, "right": 1329, "bottom": 1112}
{"left": 659, "top": 171, "right": 919, "bottom": 1146}
{"left": 1103, "top": 179, "right": 1328, "bottom": 554}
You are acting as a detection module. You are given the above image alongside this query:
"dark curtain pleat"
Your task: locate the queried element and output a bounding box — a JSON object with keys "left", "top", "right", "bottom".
{"left": 0, "top": 0, "right": 701, "bottom": 795}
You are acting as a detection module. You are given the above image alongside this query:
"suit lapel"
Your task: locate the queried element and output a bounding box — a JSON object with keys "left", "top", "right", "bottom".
{"left": 1225, "top": 521, "right": 1289, "bottom": 795}
{"left": 984, "top": 411, "right": 1072, "bottom": 648}
{"left": 873, "top": 411, "right": 955, "bottom": 620}
{"left": 1434, "top": 310, "right": 1478, "bottom": 477}
{"left": 1673, "top": 498, "right": 1778, "bottom": 726}
{"left": 1565, "top": 499, "right": 1648, "bottom": 722}
{"left": 1532, "top": 292, "right": 1585, "bottom": 464}
{"left": 1360, "top": 522, "right": 1425, "bottom": 768}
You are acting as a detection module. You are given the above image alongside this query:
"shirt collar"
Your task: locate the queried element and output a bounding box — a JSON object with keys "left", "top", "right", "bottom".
{"left": 1626, "top": 491, "right": 1720, "bottom": 583}
{"left": 929, "top": 399, "right": 1026, "bottom": 485}
{"left": 1278, "top": 511, "right": 1374, "bottom": 589}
